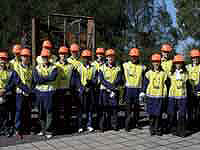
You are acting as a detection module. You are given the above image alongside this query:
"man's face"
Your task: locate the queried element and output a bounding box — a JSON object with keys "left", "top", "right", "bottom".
{"left": 82, "top": 56, "right": 91, "bottom": 64}
{"left": 130, "top": 56, "right": 138, "bottom": 63}
{"left": 71, "top": 52, "right": 78, "bottom": 58}
{"left": 41, "top": 56, "right": 49, "bottom": 64}
{"left": 0, "top": 58, "right": 7, "bottom": 68}
{"left": 96, "top": 54, "right": 104, "bottom": 62}
{"left": 21, "top": 56, "right": 30, "bottom": 65}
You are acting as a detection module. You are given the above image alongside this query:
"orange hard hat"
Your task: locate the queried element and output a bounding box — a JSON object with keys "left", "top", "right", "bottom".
{"left": 161, "top": 44, "right": 172, "bottom": 52}
{"left": 129, "top": 48, "right": 140, "bottom": 57}
{"left": 151, "top": 53, "right": 161, "bottom": 62}
{"left": 59, "top": 46, "right": 69, "bottom": 54}
{"left": 0, "top": 52, "right": 8, "bottom": 59}
{"left": 190, "top": 49, "right": 200, "bottom": 58}
{"left": 40, "top": 48, "right": 50, "bottom": 57}
{"left": 81, "top": 49, "right": 92, "bottom": 57}
{"left": 173, "top": 54, "right": 184, "bottom": 63}
{"left": 42, "top": 40, "right": 53, "bottom": 49}
{"left": 96, "top": 48, "right": 105, "bottom": 55}
{"left": 20, "top": 48, "right": 31, "bottom": 56}
{"left": 70, "top": 43, "right": 79, "bottom": 52}
{"left": 105, "top": 49, "right": 115, "bottom": 56}
{"left": 12, "top": 44, "right": 22, "bottom": 54}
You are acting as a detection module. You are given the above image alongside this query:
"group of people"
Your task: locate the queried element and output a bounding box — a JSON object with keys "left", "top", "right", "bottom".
{"left": 0, "top": 40, "right": 200, "bottom": 140}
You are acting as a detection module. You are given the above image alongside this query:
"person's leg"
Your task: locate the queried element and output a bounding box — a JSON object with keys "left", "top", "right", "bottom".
{"left": 15, "top": 94, "right": 23, "bottom": 134}
{"left": 178, "top": 98, "right": 187, "bottom": 137}
{"left": 44, "top": 92, "right": 54, "bottom": 136}
{"left": 111, "top": 106, "right": 118, "bottom": 131}
{"left": 125, "top": 103, "right": 132, "bottom": 131}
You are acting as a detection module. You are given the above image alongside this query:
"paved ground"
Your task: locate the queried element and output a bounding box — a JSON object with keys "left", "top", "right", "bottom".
{"left": 1, "top": 126, "right": 200, "bottom": 150}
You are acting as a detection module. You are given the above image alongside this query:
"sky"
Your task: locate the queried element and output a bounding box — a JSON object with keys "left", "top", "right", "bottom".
{"left": 165, "top": 0, "right": 177, "bottom": 27}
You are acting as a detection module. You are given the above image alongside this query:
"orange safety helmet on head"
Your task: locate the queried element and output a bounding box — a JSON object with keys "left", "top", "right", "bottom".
{"left": 20, "top": 48, "right": 31, "bottom": 56}
{"left": 81, "top": 49, "right": 92, "bottom": 57}
{"left": 42, "top": 40, "right": 53, "bottom": 49}
{"left": 70, "top": 43, "right": 79, "bottom": 52}
{"left": 12, "top": 44, "right": 22, "bottom": 54}
{"left": 129, "top": 48, "right": 140, "bottom": 57}
{"left": 105, "top": 49, "right": 115, "bottom": 56}
{"left": 161, "top": 44, "right": 172, "bottom": 52}
{"left": 59, "top": 46, "right": 69, "bottom": 54}
{"left": 190, "top": 49, "right": 200, "bottom": 58}
{"left": 173, "top": 54, "right": 184, "bottom": 63}
{"left": 0, "top": 52, "right": 8, "bottom": 59}
{"left": 40, "top": 48, "right": 50, "bottom": 57}
{"left": 151, "top": 53, "right": 161, "bottom": 62}
{"left": 96, "top": 48, "right": 105, "bottom": 55}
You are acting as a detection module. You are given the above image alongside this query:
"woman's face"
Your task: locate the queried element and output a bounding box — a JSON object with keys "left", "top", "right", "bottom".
{"left": 161, "top": 51, "right": 169, "bottom": 61}
{"left": 107, "top": 55, "right": 115, "bottom": 65}
{"left": 175, "top": 63, "right": 182, "bottom": 70}
{"left": 152, "top": 62, "right": 160, "bottom": 70}
{"left": 192, "top": 57, "right": 199, "bottom": 65}
{"left": 59, "top": 53, "right": 68, "bottom": 61}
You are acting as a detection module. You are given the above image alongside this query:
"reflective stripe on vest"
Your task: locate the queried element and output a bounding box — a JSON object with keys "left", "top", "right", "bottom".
{"left": 169, "top": 72, "right": 188, "bottom": 97}
{"left": 145, "top": 70, "right": 167, "bottom": 97}
{"left": 100, "top": 64, "right": 121, "bottom": 90}
{"left": 123, "top": 61, "right": 143, "bottom": 88}
{"left": 55, "top": 62, "right": 73, "bottom": 89}
{"left": 35, "top": 64, "right": 57, "bottom": 92}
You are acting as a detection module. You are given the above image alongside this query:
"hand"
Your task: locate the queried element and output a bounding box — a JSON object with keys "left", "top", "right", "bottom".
{"left": 110, "top": 91, "right": 115, "bottom": 98}
{"left": 139, "top": 92, "right": 145, "bottom": 98}
{"left": 0, "top": 89, "right": 6, "bottom": 97}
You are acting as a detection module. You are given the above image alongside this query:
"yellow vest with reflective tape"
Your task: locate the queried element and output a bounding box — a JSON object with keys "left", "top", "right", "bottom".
{"left": 36, "top": 55, "right": 58, "bottom": 65}
{"left": 161, "top": 60, "right": 172, "bottom": 74}
{"left": 9, "top": 58, "right": 20, "bottom": 71}
{"left": 67, "top": 56, "right": 81, "bottom": 69}
{"left": 168, "top": 72, "right": 188, "bottom": 98}
{"left": 0, "top": 70, "right": 12, "bottom": 89}
{"left": 15, "top": 64, "right": 32, "bottom": 94}
{"left": 35, "top": 64, "right": 57, "bottom": 91}
{"left": 100, "top": 64, "right": 121, "bottom": 90}
{"left": 145, "top": 70, "right": 167, "bottom": 97}
{"left": 186, "top": 64, "right": 200, "bottom": 87}
{"left": 55, "top": 61, "right": 73, "bottom": 89}
{"left": 77, "top": 63, "right": 95, "bottom": 86}
{"left": 123, "top": 61, "right": 144, "bottom": 88}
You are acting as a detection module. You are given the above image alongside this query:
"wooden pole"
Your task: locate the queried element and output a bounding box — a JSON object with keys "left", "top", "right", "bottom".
{"left": 32, "top": 18, "right": 36, "bottom": 67}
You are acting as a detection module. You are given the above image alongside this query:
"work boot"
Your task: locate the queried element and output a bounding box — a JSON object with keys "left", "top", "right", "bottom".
{"left": 155, "top": 116, "right": 162, "bottom": 136}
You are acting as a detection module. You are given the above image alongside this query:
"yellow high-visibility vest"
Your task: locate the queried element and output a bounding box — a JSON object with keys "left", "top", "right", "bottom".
{"left": 186, "top": 64, "right": 200, "bottom": 87}
{"left": 161, "top": 60, "right": 173, "bottom": 74}
{"left": 15, "top": 63, "right": 32, "bottom": 95}
{"left": 0, "top": 70, "right": 12, "bottom": 89}
{"left": 77, "top": 63, "right": 95, "bottom": 86}
{"left": 145, "top": 70, "right": 167, "bottom": 97}
{"left": 123, "top": 61, "right": 145, "bottom": 88}
{"left": 168, "top": 72, "right": 188, "bottom": 98}
{"left": 100, "top": 64, "right": 121, "bottom": 90}
{"left": 35, "top": 64, "right": 57, "bottom": 92}
{"left": 55, "top": 61, "right": 73, "bottom": 89}
{"left": 67, "top": 56, "right": 81, "bottom": 69}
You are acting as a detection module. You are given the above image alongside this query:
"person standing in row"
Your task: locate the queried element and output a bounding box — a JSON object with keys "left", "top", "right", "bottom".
{"left": 143, "top": 53, "right": 168, "bottom": 136}
{"left": 14, "top": 48, "right": 32, "bottom": 138}
{"left": 99, "top": 49, "right": 122, "bottom": 131}
{"left": 76, "top": 50, "right": 97, "bottom": 133}
{"left": 123, "top": 48, "right": 146, "bottom": 131}
{"left": 33, "top": 49, "right": 58, "bottom": 139}
{"left": 55, "top": 46, "right": 74, "bottom": 131}
{"left": 167, "top": 55, "right": 189, "bottom": 137}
